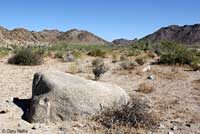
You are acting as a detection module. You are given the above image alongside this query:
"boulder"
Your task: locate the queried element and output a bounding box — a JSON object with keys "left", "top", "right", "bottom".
{"left": 28, "top": 71, "right": 129, "bottom": 123}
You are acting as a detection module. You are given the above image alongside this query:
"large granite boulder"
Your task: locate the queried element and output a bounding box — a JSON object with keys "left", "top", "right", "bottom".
{"left": 28, "top": 71, "right": 129, "bottom": 123}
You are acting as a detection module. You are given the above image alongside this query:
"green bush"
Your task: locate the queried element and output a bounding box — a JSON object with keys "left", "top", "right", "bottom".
{"left": 158, "top": 41, "right": 195, "bottom": 65}
{"left": 88, "top": 48, "right": 106, "bottom": 57}
{"left": 8, "top": 48, "right": 42, "bottom": 65}
{"left": 55, "top": 51, "right": 64, "bottom": 59}
{"left": 135, "top": 56, "right": 147, "bottom": 65}
{"left": 0, "top": 47, "right": 10, "bottom": 58}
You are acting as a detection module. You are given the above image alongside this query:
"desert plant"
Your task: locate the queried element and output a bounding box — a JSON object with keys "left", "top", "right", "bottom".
{"left": 120, "top": 54, "right": 128, "bottom": 61}
{"left": 8, "top": 47, "right": 42, "bottom": 65}
{"left": 120, "top": 60, "right": 138, "bottom": 70}
{"left": 66, "top": 63, "right": 81, "bottom": 74}
{"left": 92, "top": 58, "right": 104, "bottom": 67}
{"left": 92, "top": 58, "right": 108, "bottom": 80}
{"left": 55, "top": 51, "right": 64, "bottom": 59}
{"left": 0, "top": 47, "right": 10, "bottom": 58}
{"left": 137, "top": 83, "right": 154, "bottom": 94}
{"left": 135, "top": 56, "right": 147, "bottom": 65}
{"left": 158, "top": 41, "right": 195, "bottom": 65}
{"left": 88, "top": 48, "right": 106, "bottom": 57}
{"left": 95, "top": 97, "right": 158, "bottom": 129}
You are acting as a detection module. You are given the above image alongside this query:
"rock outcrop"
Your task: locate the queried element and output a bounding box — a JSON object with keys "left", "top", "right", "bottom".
{"left": 112, "top": 38, "right": 137, "bottom": 46}
{"left": 29, "top": 71, "right": 129, "bottom": 123}
{"left": 142, "top": 24, "right": 200, "bottom": 45}
{"left": 0, "top": 27, "right": 109, "bottom": 48}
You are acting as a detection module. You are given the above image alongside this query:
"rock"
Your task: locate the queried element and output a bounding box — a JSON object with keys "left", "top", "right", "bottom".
{"left": 28, "top": 71, "right": 129, "bottom": 123}
{"left": 171, "top": 126, "right": 178, "bottom": 131}
{"left": 142, "top": 65, "right": 151, "bottom": 72}
{"left": 64, "top": 52, "right": 74, "bottom": 62}
{"left": 185, "top": 123, "right": 191, "bottom": 127}
{"left": 168, "top": 132, "right": 174, "bottom": 134}
{"left": 159, "top": 124, "right": 165, "bottom": 129}
{"left": 32, "top": 124, "right": 41, "bottom": 130}
{"left": 147, "top": 75, "right": 155, "bottom": 80}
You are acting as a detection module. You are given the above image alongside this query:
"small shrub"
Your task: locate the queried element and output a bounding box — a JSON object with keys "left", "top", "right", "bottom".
{"left": 135, "top": 56, "right": 147, "bottom": 65}
{"left": 72, "top": 50, "right": 83, "bottom": 59}
{"left": 55, "top": 51, "right": 64, "bottom": 59}
{"left": 88, "top": 48, "right": 106, "bottom": 57}
{"left": 92, "top": 58, "right": 104, "bottom": 67}
{"left": 158, "top": 41, "right": 195, "bottom": 65}
{"left": 111, "top": 53, "right": 119, "bottom": 63}
{"left": 8, "top": 48, "right": 42, "bottom": 65}
{"left": 120, "top": 54, "right": 128, "bottom": 61}
{"left": 95, "top": 97, "right": 158, "bottom": 129}
{"left": 120, "top": 60, "right": 138, "bottom": 70}
{"left": 137, "top": 83, "right": 154, "bottom": 94}
{"left": 191, "top": 60, "right": 200, "bottom": 71}
{"left": 92, "top": 59, "right": 108, "bottom": 80}
{"left": 66, "top": 63, "right": 81, "bottom": 74}
{"left": 127, "top": 49, "right": 141, "bottom": 57}
{"left": 0, "top": 47, "right": 11, "bottom": 58}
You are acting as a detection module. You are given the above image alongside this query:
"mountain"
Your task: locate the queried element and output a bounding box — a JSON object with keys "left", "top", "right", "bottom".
{"left": 111, "top": 38, "right": 137, "bottom": 45}
{"left": 0, "top": 27, "right": 109, "bottom": 48}
{"left": 141, "top": 24, "right": 200, "bottom": 45}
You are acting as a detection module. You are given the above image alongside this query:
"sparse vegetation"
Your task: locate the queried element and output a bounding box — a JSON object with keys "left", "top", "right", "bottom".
{"left": 120, "top": 60, "right": 137, "bottom": 70}
{"left": 95, "top": 97, "right": 158, "bottom": 129}
{"left": 92, "top": 58, "right": 108, "bottom": 80}
{"left": 0, "top": 47, "right": 10, "bottom": 58}
{"left": 137, "top": 83, "right": 154, "bottom": 94}
{"left": 157, "top": 41, "right": 196, "bottom": 65}
{"left": 135, "top": 56, "right": 147, "bottom": 65}
{"left": 8, "top": 47, "right": 42, "bottom": 65}
{"left": 88, "top": 48, "right": 106, "bottom": 57}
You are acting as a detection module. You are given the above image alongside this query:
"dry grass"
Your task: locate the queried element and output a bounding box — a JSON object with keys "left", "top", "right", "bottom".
{"left": 137, "top": 82, "right": 154, "bottom": 94}
{"left": 94, "top": 97, "right": 159, "bottom": 131}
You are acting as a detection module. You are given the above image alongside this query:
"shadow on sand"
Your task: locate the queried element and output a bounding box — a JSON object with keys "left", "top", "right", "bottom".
{"left": 13, "top": 97, "right": 31, "bottom": 121}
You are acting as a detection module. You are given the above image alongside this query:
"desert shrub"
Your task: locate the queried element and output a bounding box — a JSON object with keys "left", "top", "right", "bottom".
{"left": 8, "top": 48, "right": 42, "bottom": 65}
{"left": 88, "top": 48, "right": 106, "bottom": 57}
{"left": 92, "top": 58, "right": 108, "bottom": 80}
{"left": 134, "top": 41, "right": 150, "bottom": 51}
{"left": 158, "top": 41, "right": 195, "bottom": 65}
{"left": 137, "top": 83, "right": 154, "bottom": 94}
{"left": 191, "top": 60, "right": 200, "bottom": 71}
{"left": 66, "top": 63, "right": 80, "bottom": 74}
{"left": 135, "top": 56, "right": 147, "bottom": 65}
{"left": 127, "top": 49, "right": 141, "bottom": 57}
{"left": 111, "top": 53, "right": 119, "bottom": 63}
{"left": 95, "top": 97, "right": 158, "bottom": 129}
{"left": 92, "top": 58, "right": 104, "bottom": 66}
{"left": 55, "top": 51, "right": 64, "bottom": 59}
{"left": 0, "top": 47, "right": 10, "bottom": 57}
{"left": 120, "top": 54, "right": 128, "bottom": 61}
{"left": 120, "top": 60, "right": 138, "bottom": 70}
{"left": 72, "top": 50, "right": 83, "bottom": 59}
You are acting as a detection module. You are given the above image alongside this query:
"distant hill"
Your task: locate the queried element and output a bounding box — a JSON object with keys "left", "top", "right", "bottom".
{"left": 141, "top": 24, "right": 200, "bottom": 45}
{"left": 111, "top": 38, "right": 137, "bottom": 46}
{"left": 0, "top": 27, "right": 109, "bottom": 48}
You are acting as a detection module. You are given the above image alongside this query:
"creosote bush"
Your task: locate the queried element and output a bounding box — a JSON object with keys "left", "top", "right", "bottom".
{"left": 95, "top": 97, "right": 158, "bottom": 129}
{"left": 157, "top": 41, "right": 195, "bottom": 65}
{"left": 88, "top": 48, "right": 106, "bottom": 57}
{"left": 120, "top": 60, "right": 138, "bottom": 70}
{"left": 135, "top": 56, "right": 147, "bottom": 65}
{"left": 92, "top": 58, "right": 108, "bottom": 80}
{"left": 8, "top": 48, "right": 42, "bottom": 65}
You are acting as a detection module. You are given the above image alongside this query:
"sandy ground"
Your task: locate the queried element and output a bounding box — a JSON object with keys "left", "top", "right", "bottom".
{"left": 0, "top": 56, "right": 200, "bottom": 134}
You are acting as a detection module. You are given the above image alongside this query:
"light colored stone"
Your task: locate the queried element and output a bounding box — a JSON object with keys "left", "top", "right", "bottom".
{"left": 29, "top": 71, "right": 129, "bottom": 123}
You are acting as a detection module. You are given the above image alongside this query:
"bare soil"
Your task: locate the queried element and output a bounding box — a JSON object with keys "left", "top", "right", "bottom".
{"left": 0, "top": 56, "right": 199, "bottom": 134}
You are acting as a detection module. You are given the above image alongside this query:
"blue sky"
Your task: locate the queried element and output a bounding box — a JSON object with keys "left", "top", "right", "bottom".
{"left": 0, "top": 0, "right": 199, "bottom": 41}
